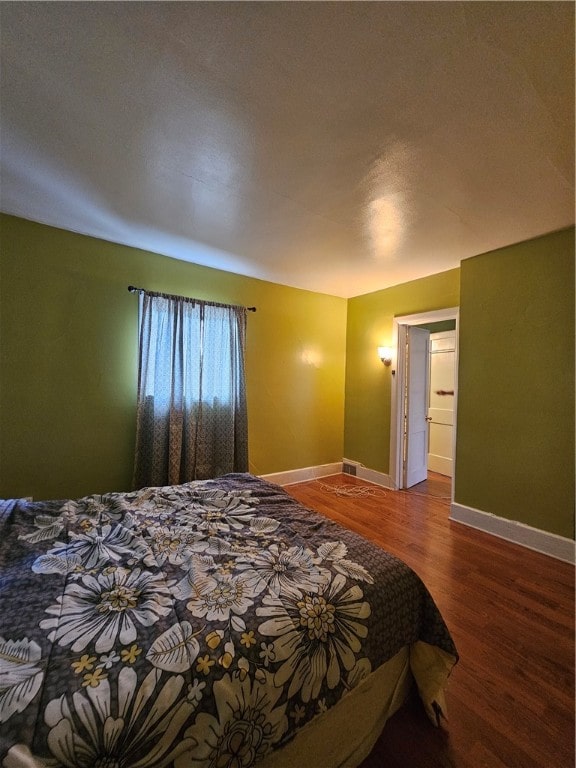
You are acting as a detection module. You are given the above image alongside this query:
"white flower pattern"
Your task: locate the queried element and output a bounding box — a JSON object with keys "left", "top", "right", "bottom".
{"left": 177, "top": 671, "right": 288, "bottom": 768}
{"left": 257, "top": 573, "right": 371, "bottom": 702}
{"left": 237, "top": 543, "right": 331, "bottom": 597}
{"left": 1, "top": 477, "right": 456, "bottom": 768}
{"left": 40, "top": 567, "right": 172, "bottom": 653}
{"left": 144, "top": 524, "right": 207, "bottom": 566}
{"left": 43, "top": 667, "right": 197, "bottom": 767}
{"left": 174, "top": 569, "right": 262, "bottom": 622}
{"left": 32, "top": 523, "right": 148, "bottom": 574}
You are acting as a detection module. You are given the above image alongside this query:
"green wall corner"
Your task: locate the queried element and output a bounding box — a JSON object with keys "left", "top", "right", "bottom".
{"left": 455, "top": 228, "right": 575, "bottom": 539}
{"left": 0, "top": 214, "right": 347, "bottom": 499}
{"left": 1, "top": 214, "right": 573, "bottom": 542}
{"left": 344, "top": 270, "right": 460, "bottom": 473}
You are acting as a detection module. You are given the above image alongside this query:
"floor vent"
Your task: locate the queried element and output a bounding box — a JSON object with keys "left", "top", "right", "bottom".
{"left": 343, "top": 462, "right": 357, "bottom": 476}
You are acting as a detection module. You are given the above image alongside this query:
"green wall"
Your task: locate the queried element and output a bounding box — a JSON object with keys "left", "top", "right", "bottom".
{"left": 343, "top": 229, "right": 574, "bottom": 539}
{"left": 455, "top": 228, "right": 575, "bottom": 539}
{"left": 2, "top": 214, "right": 574, "bottom": 540}
{"left": 0, "top": 214, "right": 347, "bottom": 500}
{"left": 344, "top": 270, "right": 460, "bottom": 472}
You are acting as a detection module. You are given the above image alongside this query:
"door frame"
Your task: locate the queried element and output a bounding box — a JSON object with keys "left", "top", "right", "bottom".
{"left": 389, "top": 307, "right": 459, "bottom": 495}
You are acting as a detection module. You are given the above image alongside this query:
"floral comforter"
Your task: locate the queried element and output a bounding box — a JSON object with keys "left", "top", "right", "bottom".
{"left": 0, "top": 473, "right": 457, "bottom": 768}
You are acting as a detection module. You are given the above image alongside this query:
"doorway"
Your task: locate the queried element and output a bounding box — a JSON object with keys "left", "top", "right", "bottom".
{"left": 389, "top": 307, "right": 459, "bottom": 500}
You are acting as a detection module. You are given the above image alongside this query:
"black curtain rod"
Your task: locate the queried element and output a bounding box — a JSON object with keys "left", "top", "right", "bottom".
{"left": 127, "top": 285, "right": 256, "bottom": 312}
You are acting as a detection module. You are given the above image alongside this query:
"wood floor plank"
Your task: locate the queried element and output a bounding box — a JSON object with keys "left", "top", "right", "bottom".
{"left": 284, "top": 473, "right": 575, "bottom": 768}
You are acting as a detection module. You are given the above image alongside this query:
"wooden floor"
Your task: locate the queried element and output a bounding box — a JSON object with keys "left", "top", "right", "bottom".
{"left": 285, "top": 473, "right": 575, "bottom": 768}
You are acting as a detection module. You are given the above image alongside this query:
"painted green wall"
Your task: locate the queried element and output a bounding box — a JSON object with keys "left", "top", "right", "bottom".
{"left": 455, "top": 228, "right": 575, "bottom": 539}
{"left": 344, "top": 270, "right": 460, "bottom": 472}
{"left": 2, "top": 214, "right": 574, "bottom": 540}
{"left": 0, "top": 214, "right": 347, "bottom": 500}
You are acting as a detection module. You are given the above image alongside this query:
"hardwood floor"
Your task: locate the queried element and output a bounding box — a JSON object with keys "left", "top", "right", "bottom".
{"left": 285, "top": 473, "right": 575, "bottom": 768}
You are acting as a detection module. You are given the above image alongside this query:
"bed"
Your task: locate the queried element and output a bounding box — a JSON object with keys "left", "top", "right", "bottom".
{"left": 0, "top": 473, "right": 457, "bottom": 768}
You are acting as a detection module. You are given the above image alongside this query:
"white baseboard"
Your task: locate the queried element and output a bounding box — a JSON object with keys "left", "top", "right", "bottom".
{"left": 260, "top": 463, "right": 342, "bottom": 487}
{"left": 427, "top": 454, "right": 452, "bottom": 477}
{"left": 342, "top": 458, "right": 393, "bottom": 488}
{"left": 261, "top": 461, "right": 393, "bottom": 491}
{"left": 356, "top": 466, "right": 394, "bottom": 489}
{"left": 450, "top": 502, "right": 575, "bottom": 564}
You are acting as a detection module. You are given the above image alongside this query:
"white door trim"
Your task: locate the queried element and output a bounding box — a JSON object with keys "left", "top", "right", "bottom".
{"left": 389, "top": 307, "right": 459, "bottom": 498}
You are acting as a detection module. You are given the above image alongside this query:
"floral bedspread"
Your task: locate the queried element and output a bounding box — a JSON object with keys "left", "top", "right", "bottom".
{"left": 0, "top": 473, "right": 457, "bottom": 767}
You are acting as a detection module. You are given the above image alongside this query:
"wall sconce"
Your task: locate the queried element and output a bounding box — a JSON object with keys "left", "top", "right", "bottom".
{"left": 378, "top": 346, "right": 393, "bottom": 366}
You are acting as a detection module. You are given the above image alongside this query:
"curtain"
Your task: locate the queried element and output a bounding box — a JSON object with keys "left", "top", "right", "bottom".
{"left": 133, "top": 292, "right": 248, "bottom": 488}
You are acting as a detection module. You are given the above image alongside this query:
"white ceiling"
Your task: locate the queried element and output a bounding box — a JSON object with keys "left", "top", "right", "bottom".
{"left": 1, "top": 2, "right": 574, "bottom": 298}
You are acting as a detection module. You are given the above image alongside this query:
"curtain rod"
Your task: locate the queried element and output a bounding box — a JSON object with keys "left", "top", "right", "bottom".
{"left": 128, "top": 285, "right": 256, "bottom": 312}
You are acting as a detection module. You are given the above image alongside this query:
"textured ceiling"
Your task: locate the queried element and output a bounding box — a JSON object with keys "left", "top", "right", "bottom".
{"left": 1, "top": 2, "right": 574, "bottom": 297}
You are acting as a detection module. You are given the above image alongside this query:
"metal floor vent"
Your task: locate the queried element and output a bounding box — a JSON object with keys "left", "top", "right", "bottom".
{"left": 343, "top": 462, "right": 357, "bottom": 476}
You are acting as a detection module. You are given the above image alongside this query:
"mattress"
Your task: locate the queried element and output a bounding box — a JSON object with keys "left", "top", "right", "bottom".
{"left": 0, "top": 473, "right": 457, "bottom": 767}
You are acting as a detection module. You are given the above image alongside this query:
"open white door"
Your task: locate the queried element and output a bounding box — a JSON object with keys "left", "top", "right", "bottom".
{"left": 389, "top": 307, "right": 458, "bottom": 494}
{"left": 428, "top": 331, "right": 456, "bottom": 476}
{"left": 404, "top": 326, "right": 430, "bottom": 488}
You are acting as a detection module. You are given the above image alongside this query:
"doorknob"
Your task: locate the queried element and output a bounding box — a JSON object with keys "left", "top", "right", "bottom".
{"left": 425, "top": 416, "right": 432, "bottom": 422}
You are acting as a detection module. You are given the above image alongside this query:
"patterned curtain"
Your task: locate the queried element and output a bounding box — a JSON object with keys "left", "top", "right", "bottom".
{"left": 133, "top": 292, "right": 248, "bottom": 488}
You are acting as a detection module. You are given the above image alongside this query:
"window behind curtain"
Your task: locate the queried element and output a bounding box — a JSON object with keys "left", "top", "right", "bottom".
{"left": 133, "top": 292, "right": 248, "bottom": 488}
